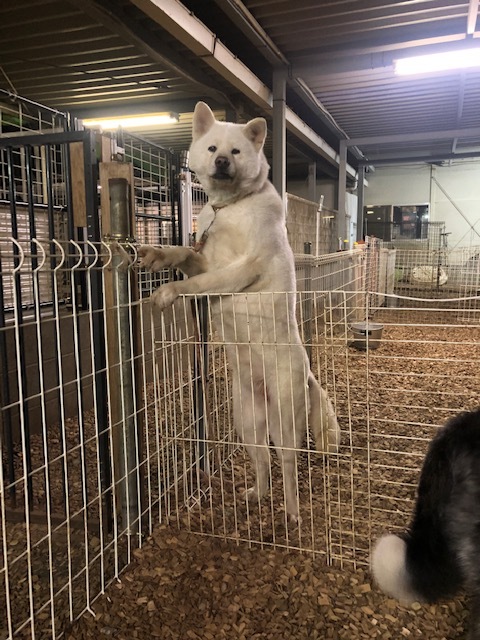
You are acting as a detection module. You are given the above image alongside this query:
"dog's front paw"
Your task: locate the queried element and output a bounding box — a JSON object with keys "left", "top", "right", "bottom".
{"left": 151, "top": 282, "right": 179, "bottom": 310}
{"left": 138, "top": 245, "right": 168, "bottom": 271}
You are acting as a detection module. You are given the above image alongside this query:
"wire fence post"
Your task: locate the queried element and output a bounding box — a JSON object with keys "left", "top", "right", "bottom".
{"left": 100, "top": 163, "right": 142, "bottom": 539}
{"left": 192, "top": 297, "right": 210, "bottom": 476}
{"left": 81, "top": 132, "right": 113, "bottom": 532}
{"left": 303, "top": 241, "right": 313, "bottom": 362}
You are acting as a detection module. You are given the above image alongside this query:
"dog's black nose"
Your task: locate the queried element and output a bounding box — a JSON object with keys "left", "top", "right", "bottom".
{"left": 215, "top": 156, "right": 230, "bottom": 170}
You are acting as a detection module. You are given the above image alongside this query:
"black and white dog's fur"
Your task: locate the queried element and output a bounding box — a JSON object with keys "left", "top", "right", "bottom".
{"left": 371, "top": 408, "right": 480, "bottom": 639}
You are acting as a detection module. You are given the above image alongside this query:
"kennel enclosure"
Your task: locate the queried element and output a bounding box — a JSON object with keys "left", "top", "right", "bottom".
{"left": 1, "top": 116, "right": 480, "bottom": 638}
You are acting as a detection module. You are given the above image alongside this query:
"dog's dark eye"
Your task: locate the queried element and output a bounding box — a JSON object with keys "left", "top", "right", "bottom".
{"left": 231, "top": 148, "right": 240, "bottom": 155}
{"left": 208, "top": 145, "right": 217, "bottom": 153}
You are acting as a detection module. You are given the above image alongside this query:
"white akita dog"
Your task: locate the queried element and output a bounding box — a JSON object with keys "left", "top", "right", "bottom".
{"left": 139, "top": 102, "right": 340, "bottom": 521}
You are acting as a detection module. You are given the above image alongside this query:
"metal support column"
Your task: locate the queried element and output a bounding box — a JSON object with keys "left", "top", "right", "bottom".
{"left": 100, "top": 162, "right": 141, "bottom": 539}
{"left": 337, "top": 140, "right": 347, "bottom": 249}
{"left": 83, "top": 133, "right": 113, "bottom": 533}
{"left": 272, "top": 67, "right": 287, "bottom": 206}
{"left": 357, "top": 164, "right": 365, "bottom": 241}
{"left": 308, "top": 162, "right": 317, "bottom": 204}
{"left": 108, "top": 177, "right": 140, "bottom": 537}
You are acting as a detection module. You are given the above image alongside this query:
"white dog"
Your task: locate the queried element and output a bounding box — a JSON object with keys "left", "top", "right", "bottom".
{"left": 139, "top": 102, "right": 340, "bottom": 521}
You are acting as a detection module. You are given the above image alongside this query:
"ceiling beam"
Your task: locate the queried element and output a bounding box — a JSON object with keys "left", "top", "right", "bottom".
{"left": 345, "top": 127, "right": 480, "bottom": 148}
{"left": 359, "top": 151, "right": 480, "bottom": 166}
{"left": 212, "top": 0, "right": 288, "bottom": 67}
{"left": 467, "top": 0, "right": 480, "bottom": 34}
{"left": 130, "top": 0, "right": 271, "bottom": 105}
{"left": 292, "top": 35, "right": 480, "bottom": 76}
{"left": 67, "top": 0, "right": 226, "bottom": 103}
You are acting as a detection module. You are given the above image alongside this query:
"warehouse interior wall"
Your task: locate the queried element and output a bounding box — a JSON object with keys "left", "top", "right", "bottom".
{"left": 287, "top": 179, "right": 337, "bottom": 211}
{"left": 365, "top": 161, "right": 480, "bottom": 249}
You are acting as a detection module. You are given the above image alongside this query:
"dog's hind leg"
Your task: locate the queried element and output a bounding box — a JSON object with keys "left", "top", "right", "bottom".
{"left": 308, "top": 372, "right": 340, "bottom": 453}
{"left": 267, "top": 368, "right": 308, "bottom": 522}
{"left": 232, "top": 371, "right": 270, "bottom": 503}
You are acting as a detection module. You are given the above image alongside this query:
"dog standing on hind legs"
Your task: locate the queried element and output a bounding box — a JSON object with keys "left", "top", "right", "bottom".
{"left": 138, "top": 101, "right": 340, "bottom": 522}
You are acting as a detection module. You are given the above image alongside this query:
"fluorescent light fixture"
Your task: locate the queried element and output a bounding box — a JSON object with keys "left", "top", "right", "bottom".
{"left": 82, "top": 112, "right": 179, "bottom": 129}
{"left": 395, "top": 47, "right": 480, "bottom": 75}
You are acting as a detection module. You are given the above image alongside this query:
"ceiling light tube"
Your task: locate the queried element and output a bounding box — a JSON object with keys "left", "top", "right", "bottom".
{"left": 82, "top": 112, "right": 179, "bottom": 129}
{"left": 394, "top": 47, "right": 480, "bottom": 75}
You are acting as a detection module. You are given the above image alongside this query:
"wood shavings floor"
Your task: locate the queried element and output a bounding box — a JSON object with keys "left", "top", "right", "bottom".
{"left": 65, "top": 523, "right": 468, "bottom": 639}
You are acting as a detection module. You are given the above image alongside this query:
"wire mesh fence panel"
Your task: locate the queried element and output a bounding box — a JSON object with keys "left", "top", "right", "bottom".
{"left": 146, "top": 290, "right": 480, "bottom": 571}
{"left": 0, "top": 91, "right": 69, "bottom": 136}
{"left": 2, "top": 127, "right": 480, "bottom": 640}
{"left": 151, "top": 291, "right": 345, "bottom": 560}
{"left": 122, "top": 133, "right": 178, "bottom": 247}
{"left": 0, "top": 129, "right": 148, "bottom": 639}
{"left": 356, "top": 300, "right": 480, "bottom": 548}
{"left": 0, "top": 235, "right": 171, "bottom": 639}
{"left": 388, "top": 240, "right": 480, "bottom": 318}
{"left": 170, "top": 182, "right": 336, "bottom": 257}
{"left": 2, "top": 221, "right": 480, "bottom": 638}
{"left": 190, "top": 177, "right": 208, "bottom": 239}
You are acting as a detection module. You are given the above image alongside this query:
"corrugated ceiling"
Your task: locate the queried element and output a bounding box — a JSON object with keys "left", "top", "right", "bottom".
{"left": 238, "top": 0, "right": 480, "bottom": 160}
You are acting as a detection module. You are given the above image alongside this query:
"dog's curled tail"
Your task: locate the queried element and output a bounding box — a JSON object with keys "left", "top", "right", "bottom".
{"left": 371, "top": 535, "right": 419, "bottom": 604}
{"left": 308, "top": 372, "right": 340, "bottom": 453}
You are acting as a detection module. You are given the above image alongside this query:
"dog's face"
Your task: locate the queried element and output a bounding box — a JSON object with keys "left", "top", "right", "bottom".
{"left": 189, "top": 102, "right": 269, "bottom": 197}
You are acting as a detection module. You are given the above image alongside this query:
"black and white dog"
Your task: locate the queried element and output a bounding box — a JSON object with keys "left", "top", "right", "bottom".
{"left": 371, "top": 408, "right": 480, "bottom": 639}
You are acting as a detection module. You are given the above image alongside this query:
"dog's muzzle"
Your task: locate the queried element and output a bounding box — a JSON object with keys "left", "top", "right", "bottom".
{"left": 213, "top": 155, "right": 233, "bottom": 180}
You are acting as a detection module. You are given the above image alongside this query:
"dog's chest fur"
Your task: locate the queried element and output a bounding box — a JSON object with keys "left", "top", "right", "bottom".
{"left": 197, "top": 185, "right": 295, "bottom": 293}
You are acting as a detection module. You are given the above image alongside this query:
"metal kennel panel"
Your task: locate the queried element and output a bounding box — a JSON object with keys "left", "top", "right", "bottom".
{"left": 152, "top": 290, "right": 350, "bottom": 562}
{"left": 170, "top": 184, "right": 338, "bottom": 257}
{"left": 121, "top": 133, "right": 182, "bottom": 303}
{"left": 122, "top": 132, "right": 178, "bottom": 247}
{"left": 452, "top": 245, "right": 480, "bottom": 322}
{"left": 0, "top": 89, "right": 69, "bottom": 139}
{"left": 0, "top": 136, "right": 70, "bottom": 311}
{"left": 0, "top": 130, "right": 103, "bottom": 492}
{"left": 0, "top": 131, "right": 139, "bottom": 639}
{"left": 390, "top": 239, "right": 480, "bottom": 319}
{"left": 3, "top": 219, "right": 478, "bottom": 639}
{"left": 149, "top": 289, "right": 480, "bottom": 572}
{"left": 295, "top": 250, "right": 366, "bottom": 354}
{"left": 355, "top": 298, "right": 480, "bottom": 553}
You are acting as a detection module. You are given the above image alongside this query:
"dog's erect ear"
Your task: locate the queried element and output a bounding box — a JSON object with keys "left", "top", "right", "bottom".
{"left": 243, "top": 118, "right": 267, "bottom": 152}
{"left": 192, "top": 102, "right": 216, "bottom": 140}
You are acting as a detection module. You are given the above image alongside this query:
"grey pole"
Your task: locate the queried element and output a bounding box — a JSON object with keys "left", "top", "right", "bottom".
{"left": 272, "top": 67, "right": 287, "bottom": 206}
{"left": 109, "top": 177, "right": 140, "bottom": 538}
{"left": 337, "top": 140, "right": 347, "bottom": 249}
{"left": 357, "top": 165, "right": 365, "bottom": 241}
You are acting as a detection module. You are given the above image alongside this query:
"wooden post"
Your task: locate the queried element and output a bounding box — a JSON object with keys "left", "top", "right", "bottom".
{"left": 69, "top": 141, "right": 87, "bottom": 228}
